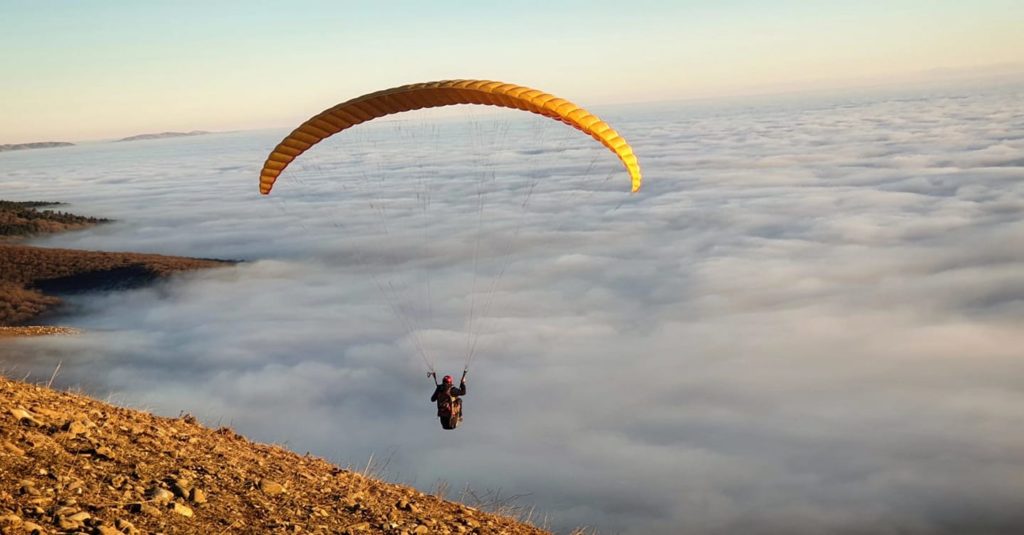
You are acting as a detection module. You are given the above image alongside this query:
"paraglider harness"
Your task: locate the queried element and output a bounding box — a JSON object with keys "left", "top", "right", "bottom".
{"left": 430, "top": 370, "right": 467, "bottom": 430}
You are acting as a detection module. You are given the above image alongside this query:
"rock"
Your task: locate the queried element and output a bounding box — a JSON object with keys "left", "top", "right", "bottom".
{"left": 0, "top": 514, "right": 22, "bottom": 527}
{"left": 94, "top": 524, "right": 121, "bottom": 535}
{"left": 171, "top": 477, "right": 192, "bottom": 498}
{"left": 21, "top": 521, "right": 45, "bottom": 534}
{"left": 413, "top": 525, "right": 430, "bottom": 534}
{"left": 93, "top": 446, "right": 115, "bottom": 460}
{"left": 9, "top": 408, "right": 41, "bottom": 426}
{"left": 32, "top": 406, "right": 62, "bottom": 419}
{"left": 127, "top": 502, "right": 162, "bottom": 517}
{"left": 259, "top": 479, "right": 285, "bottom": 496}
{"left": 67, "top": 511, "right": 91, "bottom": 523}
{"left": 344, "top": 522, "right": 371, "bottom": 533}
{"left": 169, "top": 502, "right": 193, "bottom": 517}
{"left": 189, "top": 487, "right": 207, "bottom": 504}
{"left": 146, "top": 487, "right": 174, "bottom": 504}
{"left": 64, "top": 419, "right": 91, "bottom": 436}
{"left": 115, "top": 518, "right": 138, "bottom": 533}
{"left": 1, "top": 440, "right": 25, "bottom": 456}
{"left": 18, "top": 481, "right": 40, "bottom": 496}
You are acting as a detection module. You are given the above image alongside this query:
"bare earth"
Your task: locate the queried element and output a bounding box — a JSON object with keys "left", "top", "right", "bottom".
{"left": 0, "top": 375, "right": 550, "bottom": 535}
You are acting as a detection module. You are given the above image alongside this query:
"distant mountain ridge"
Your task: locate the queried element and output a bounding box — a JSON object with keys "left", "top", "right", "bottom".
{"left": 0, "top": 142, "right": 74, "bottom": 152}
{"left": 117, "top": 130, "right": 210, "bottom": 142}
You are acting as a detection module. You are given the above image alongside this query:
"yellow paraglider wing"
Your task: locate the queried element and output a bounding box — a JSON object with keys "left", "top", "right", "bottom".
{"left": 259, "top": 80, "right": 642, "bottom": 194}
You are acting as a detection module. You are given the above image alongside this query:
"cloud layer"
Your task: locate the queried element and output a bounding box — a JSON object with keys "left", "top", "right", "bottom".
{"left": 2, "top": 85, "right": 1023, "bottom": 534}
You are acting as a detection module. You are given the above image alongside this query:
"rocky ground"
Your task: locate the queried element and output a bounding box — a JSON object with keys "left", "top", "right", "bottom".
{"left": 0, "top": 375, "right": 552, "bottom": 535}
{"left": 0, "top": 327, "right": 79, "bottom": 338}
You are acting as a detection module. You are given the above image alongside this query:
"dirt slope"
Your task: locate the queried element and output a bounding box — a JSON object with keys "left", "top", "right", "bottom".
{"left": 0, "top": 375, "right": 550, "bottom": 535}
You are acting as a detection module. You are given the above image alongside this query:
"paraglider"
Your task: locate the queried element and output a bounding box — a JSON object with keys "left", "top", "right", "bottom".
{"left": 430, "top": 372, "right": 467, "bottom": 430}
{"left": 259, "top": 79, "right": 643, "bottom": 429}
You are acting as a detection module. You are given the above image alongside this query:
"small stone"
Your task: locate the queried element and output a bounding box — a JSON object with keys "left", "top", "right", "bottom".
{"left": 169, "top": 502, "right": 193, "bottom": 518}
{"left": 115, "top": 518, "right": 138, "bottom": 533}
{"left": 21, "top": 521, "right": 45, "bottom": 534}
{"left": 57, "top": 517, "right": 83, "bottom": 530}
{"left": 9, "top": 408, "right": 41, "bottom": 426}
{"left": 94, "top": 525, "right": 121, "bottom": 535}
{"left": 0, "top": 513, "right": 22, "bottom": 527}
{"left": 259, "top": 479, "right": 285, "bottom": 496}
{"left": 464, "top": 517, "right": 481, "bottom": 528}
{"left": 189, "top": 487, "right": 207, "bottom": 504}
{"left": 68, "top": 511, "right": 92, "bottom": 522}
{"left": 171, "top": 478, "right": 192, "bottom": 498}
{"left": 18, "top": 481, "right": 40, "bottom": 496}
{"left": 64, "top": 419, "right": 90, "bottom": 436}
{"left": 127, "top": 503, "right": 162, "bottom": 516}
{"left": 1, "top": 440, "right": 25, "bottom": 456}
{"left": 344, "top": 522, "right": 371, "bottom": 533}
{"left": 413, "top": 525, "right": 430, "bottom": 534}
{"left": 93, "top": 446, "right": 115, "bottom": 460}
{"left": 146, "top": 487, "right": 174, "bottom": 503}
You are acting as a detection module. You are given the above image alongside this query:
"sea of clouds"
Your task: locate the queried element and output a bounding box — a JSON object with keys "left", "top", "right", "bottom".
{"left": 2, "top": 83, "right": 1023, "bottom": 534}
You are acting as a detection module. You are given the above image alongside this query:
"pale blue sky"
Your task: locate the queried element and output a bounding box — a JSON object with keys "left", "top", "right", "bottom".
{"left": 2, "top": 0, "right": 1022, "bottom": 142}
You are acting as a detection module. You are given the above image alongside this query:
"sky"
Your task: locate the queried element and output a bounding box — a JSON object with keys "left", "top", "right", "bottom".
{"left": 2, "top": 82, "right": 1024, "bottom": 533}
{"left": 2, "top": 0, "right": 1024, "bottom": 143}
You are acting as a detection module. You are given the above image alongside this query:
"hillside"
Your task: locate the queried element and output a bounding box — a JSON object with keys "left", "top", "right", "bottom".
{"left": 0, "top": 202, "right": 109, "bottom": 239}
{"left": 117, "top": 131, "right": 209, "bottom": 142}
{"left": 0, "top": 142, "right": 74, "bottom": 153}
{"left": 0, "top": 244, "right": 231, "bottom": 326}
{"left": 0, "top": 375, "right": 550, "bottom": 534}
{"left": 0, "top": 201, "right": 231, "bottom": 328}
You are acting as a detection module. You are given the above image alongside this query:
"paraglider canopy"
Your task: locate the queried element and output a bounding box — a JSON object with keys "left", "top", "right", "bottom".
{"left": 259, "top": 79, "right": 642, "bottom": 195}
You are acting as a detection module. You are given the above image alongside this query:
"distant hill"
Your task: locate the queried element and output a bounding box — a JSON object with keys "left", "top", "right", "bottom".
{"left": 0, "top": 200, "right": 231, "bottom": 326}
{"left": 0, "top": 201, "right": 109, "bottom": 239}
{"left": 117, "top": 131, "right": 210, "bottom": 142}
{"left": 0, "top": 142, "right": 74, "bottom": 152}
